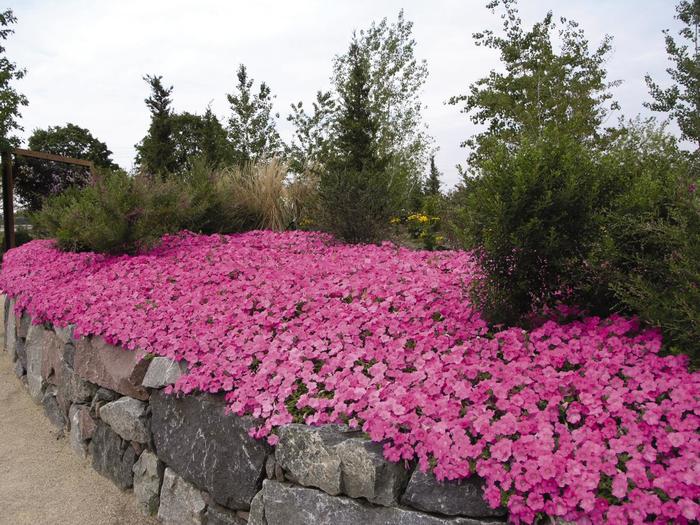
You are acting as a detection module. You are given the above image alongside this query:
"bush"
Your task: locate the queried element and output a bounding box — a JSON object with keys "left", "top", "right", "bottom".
{"left": 584, "top": 121, "right": 700, "bottom": 364}
{"left": 458, "top": 130, "right": 606, "bottom": 325}
{"left": 32, "top": 160, "right": 309, "bottom": 254}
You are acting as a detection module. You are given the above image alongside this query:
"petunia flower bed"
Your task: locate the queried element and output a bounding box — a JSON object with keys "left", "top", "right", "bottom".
{"left": 1, "top": 231, "right": 698, "bottom": 524}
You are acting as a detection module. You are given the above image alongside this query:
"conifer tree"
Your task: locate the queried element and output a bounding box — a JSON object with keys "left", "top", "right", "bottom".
{"left": 135, "top": 75, "right": 177, "bottom": 176}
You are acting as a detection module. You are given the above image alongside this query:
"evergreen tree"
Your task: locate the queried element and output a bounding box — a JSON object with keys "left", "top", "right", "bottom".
{"left": 135, "top": 75, "right": 176, "bottom": 176}
{"left": 15, "top": 123, "right": 119, "bottom": 210}
{"left": 320, "top": 41, "right": 393, "bottom": 243}
{"left": 226, "top": 64, "right": 282, "bottom": 164}
{"left": 645, "top": 0, "right": 700, "bottom": 149}
{"left": 0, "top": 9, "right": 27, "bottom": 152}
{"left": 425, "top": 155, "right": 441, "bottom": 196}
{"left": 170, "top": 107, "right": 231, "bottom": 171}
{"left": 332, "top": 11, "right": 432, "bottom": 195}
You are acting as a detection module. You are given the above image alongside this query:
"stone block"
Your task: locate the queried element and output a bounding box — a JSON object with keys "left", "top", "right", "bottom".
{"left": 275, "top": 424, "right": 358, "bottom": 496}
{"left": 150, "top": 390, "right": 271, "bottom": 510}
{"left": 249, "top": 480, "right": 502, "bottom": 525}
{"left": 401, "top": 470, "right": 506, "bottom": 518}
{"left": 133, "top": 450, "right": 164, "bottom": 515}
{"left": 142, "top": 356, "right": 186, "bottom": 389}
{"left": 25, "top": 323, "right": 48, "bottom": 403}
{"left": 99, "top": 396, "right": 150, "bottom": 443}
{"left": 89, "top": 420, "right": 137, "bottom": 489}
{"left": 158, "top": 468, "right": 206, "bottom": 525}
{"left": 74, "top": 337, "right": 149, "bottom": 400}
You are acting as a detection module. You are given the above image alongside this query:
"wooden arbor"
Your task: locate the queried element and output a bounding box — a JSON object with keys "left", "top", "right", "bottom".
{"left": 1, "top": 148, "right": 95, "bottom": 252}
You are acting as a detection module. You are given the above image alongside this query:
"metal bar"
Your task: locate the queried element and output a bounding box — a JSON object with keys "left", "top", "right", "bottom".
{"left": 13, "top": 147, "right": 95, "bottom": 169}
{"left": 2, "top": 151, "right": 15, "bottom": 251}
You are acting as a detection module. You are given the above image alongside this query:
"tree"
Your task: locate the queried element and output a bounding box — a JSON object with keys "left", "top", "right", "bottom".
{"left": 332, "top": 10, "right": 432, "bottom": 193}
{"left": 286, "top": 90, "right": 336, "bottom": 174}
{"left": 425, "top": 155, "right": 441, "bottom": 196}
{"left": 450, "top": 0, "right": 620, "bottom": 325}
{"left": 135, "top": 74, "right": 177, "bottom": 176}
{"left": 170, "top": 107, "right": 231, "bottom": 171}
{"left": 15, "top": 123, "right": 119, "bottom": 210}
{"left": 320, "top": 41, "right": 393, "bottom": 243}
{"left": 0, "top": 9, "right": 28, "bottom": 152}
{"left": 226, "top": 64, "right": 282, "bottom": 164}
{"left": 450, "top": 0, "right": 619, "bottom": 171}
{"left": 646, "top": 0, "right": 700, "bottom": 149}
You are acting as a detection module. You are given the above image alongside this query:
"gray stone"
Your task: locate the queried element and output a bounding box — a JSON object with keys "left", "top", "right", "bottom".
{"left": 74, "top": 336, "right": 150, "bottom": 400}
{"left": 275, "top": 424, "right": 361, "bottom": 496}
{"left": 63, "top": 343, "right": 76, "bottom": 368}
{"left": 90, "top": 387, "right": 119, "bottom": 418}
{"left": 401, "top": 470, "right": 506, "bottom": 518}
{"left": 40, "top": 330, "right": 65, "bottom": 386}
{"left": 142, "top": 357, "right": 186, "bottom": 389}
{"left": 5, "top": 298, "right": 16, "bottom": 358}
{"left": 99, "top": 396, "right": 150, "bottom": 443}
{"left": 133, "top": 450, "right": 164, "bottom": 515}
{"left": 157, "top": 468, "right": 206, "bottom": 525}
{"left": 150, "top": 390, "right": 271, "bottom": 510}
{"left": 54, "top": 324, "right": 75, "bottom": 344}
{"left": 336, "top": 437, "right": 410, "bottom": 506}
{"left": 42, "top": 386, "right": 67, "bottom": 429}
{"left": 253, "top": 480, "right": 501, "bottom": 525}
{"left": 69, "top": 404, "right": 90, "bottom": 457}
{"left": 205, "top": 503, "right": 247, "bottom": 525}
{"left": 15, "top": 339, "right": 26, "bottom": 371}
{"left": 247, "top": 490, "right": 266, "bottom": 525}
{"left": 265, "top": 455, "right": 277, "bottom": 480}
{"left": 17, "top": 311, "right": 30, "bottom": 338}
{"left": 89, "top": 420, "right": 137, "bottom": 489}
{"left": 25, "top": 323, "right": 48, "bottom": 403}
{"left": 13, "top": 359, "right": 24, "bottom": 378}
{"left": 57, "top": 362, "right": 97, "bottom": 415}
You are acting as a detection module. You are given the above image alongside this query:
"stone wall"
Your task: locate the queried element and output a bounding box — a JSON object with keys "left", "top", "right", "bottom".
{"left": 3, "top": 295, "right": 509, "bottom": 525}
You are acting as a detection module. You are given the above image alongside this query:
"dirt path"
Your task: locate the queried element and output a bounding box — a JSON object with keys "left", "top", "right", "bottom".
{"left": 0, "top": 300, "right": 159, "bottom": 525}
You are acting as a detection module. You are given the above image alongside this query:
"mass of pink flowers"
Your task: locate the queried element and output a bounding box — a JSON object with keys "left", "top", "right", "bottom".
{"left": 1, "top": 231, "right": 698, "bottom": 524}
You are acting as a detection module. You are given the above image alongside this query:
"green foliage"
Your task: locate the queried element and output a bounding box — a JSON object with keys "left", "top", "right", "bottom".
{"left": 333, "top": 10, "right": 433, "bottom": 184}
{"left": 286, "top": 90, "right": 336, "bottom": 174}
{"left": 33, "top": 161, "right": 303, "bottom": 254}
{"left": 170, "top": 108, "right": 232, "bottom": 171}
{"left": 585, "top": 119, "right": 700, "bottom": 364}
{"left": 320, "top": 42, "right": 395, "bottom": 243}
{"left": 425, "top": 156, "right": 441, "bottom": 196}
{"left": 14, "top": 123, "right": 119, "bottom": 210}
{"left": 450, "top": 0, "right": 620, "bottom": 324}
{"left": 226, "top": 64, "right": 282, "bottom": 165}
{"left": 0, "top": 227, "right": 32, "bottom": 255}
{"left": 645, "top": 0, "right": 700, "bottom": 148}
{"left": 135, "top": 75, "right": 177, "bottom": 176}
{"left": 0, "top": 9, "right": 27, "bottom": 152}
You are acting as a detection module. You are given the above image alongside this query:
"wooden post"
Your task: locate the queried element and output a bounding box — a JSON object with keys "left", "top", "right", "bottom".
{"left": 2, "top": 150, "right": 14, "bottom": 252}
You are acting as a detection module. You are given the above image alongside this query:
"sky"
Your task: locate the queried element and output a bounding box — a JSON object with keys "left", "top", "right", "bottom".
{"left": 7, "top": 0, "right": 684, "bottom": 188}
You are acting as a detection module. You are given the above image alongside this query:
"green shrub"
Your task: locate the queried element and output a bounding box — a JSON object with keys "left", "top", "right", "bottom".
{"left": 584, "top": 121, "right": 700, "bottom": 364}
{"left": 458, "top": 130, "right": 606, "bottom": 325}
{"left": 32, "top": 160, "right": 309, "bottom": 254}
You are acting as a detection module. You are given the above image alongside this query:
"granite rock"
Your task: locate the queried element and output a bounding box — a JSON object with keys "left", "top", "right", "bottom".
{"left": 133, "top": 450, "right": 164, "bottom": 515}
{"left": 250, "top": 480, "right": 502, "bottom": 525}
{"left": 401, "top": 470, "right": 507, "bottom": 518}
{"left": 89, "top": 421, "right": 137, "bottom": 489}
{"left": 142, "top": 357, "right": 186, "bottom": 389}
{"left": 74, "top": 337, "right": 149, "bottom": 400}
{"left": 150, "top": 390, "right": 271, "bottom": 510}
{"left": 157, "top": 468, "right": 206, "bottom": 525}
{"left": 99, "top": 396, "right": 150, "bottom": 443}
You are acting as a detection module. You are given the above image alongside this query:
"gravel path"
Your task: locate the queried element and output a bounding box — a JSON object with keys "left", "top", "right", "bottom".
{"left": 0, "top": 299, "right": 158, "bottom": 525}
